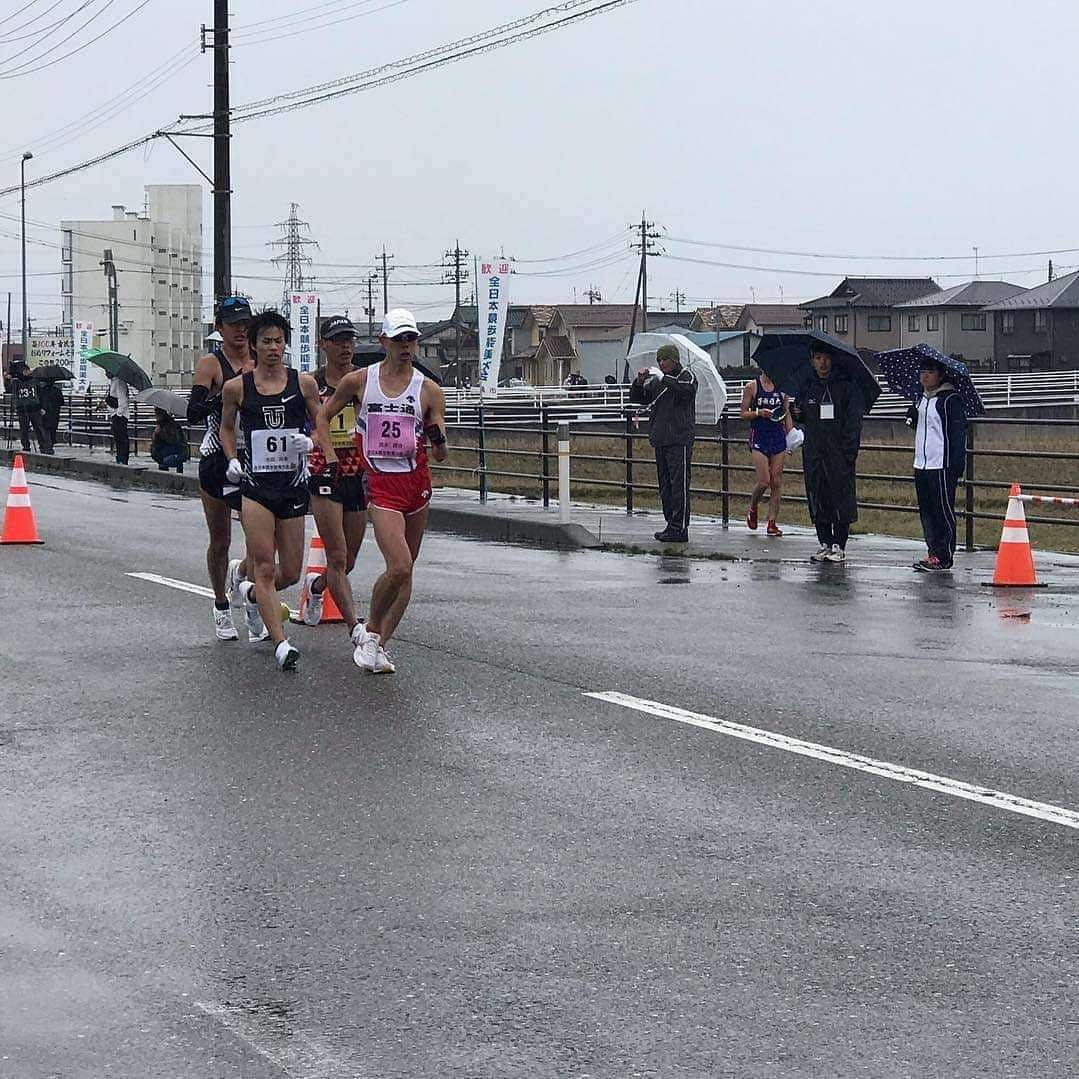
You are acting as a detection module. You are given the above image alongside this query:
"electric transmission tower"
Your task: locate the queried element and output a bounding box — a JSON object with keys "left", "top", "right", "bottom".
{"left": 270, "top": 203, "right": 319, "bottom": 316}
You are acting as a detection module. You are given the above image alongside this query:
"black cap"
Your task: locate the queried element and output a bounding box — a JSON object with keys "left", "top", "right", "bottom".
{"left": 216, "top": 295, "right": 253, "bottom": 324}
{"left": 320, "top": 315, "right": 357, "bottom": 340}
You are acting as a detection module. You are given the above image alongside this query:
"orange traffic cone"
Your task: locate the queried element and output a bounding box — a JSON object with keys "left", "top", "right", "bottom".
{"left": 1, "top": 455, "right": 43, "bottom": 545}
{"left": 297, "top": 523, "right": 345, "bottom": 623}
{"left": 985, "top": 483, "right": 1045, "bottom": 588}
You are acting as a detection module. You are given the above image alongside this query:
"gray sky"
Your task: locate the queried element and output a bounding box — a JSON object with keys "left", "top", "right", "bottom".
{"left": 2, "top": 0, "right": 1077, "bottom": 330}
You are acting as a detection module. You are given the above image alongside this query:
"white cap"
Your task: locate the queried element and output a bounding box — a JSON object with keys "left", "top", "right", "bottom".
{"left": 785, "top": 427, "right": 805, "bottom": 451}
{"left": 382, "top": 308, "right": 419, "bottom": 338}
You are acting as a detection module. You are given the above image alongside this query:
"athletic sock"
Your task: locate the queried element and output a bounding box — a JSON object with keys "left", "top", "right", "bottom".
{"left": 214, "top": 600, "right": 230, "bottom": 611}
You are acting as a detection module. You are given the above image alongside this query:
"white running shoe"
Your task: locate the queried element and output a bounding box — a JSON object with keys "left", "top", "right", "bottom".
{"left": 809, "top": 544, "right": 831, "bottom": 563}
{"left": 373, "top": 646, "right": 396, "bottom": 674}
{"left": 226, "top": 558, "right": 245, "bottom": 607}
{"left": 239, "top": 580, "right": 267, "bottom": 642}
{"left": 213, "top": 605, "right": 239, "bottom": 641}
{"left": 302, "top": 572, "right": 324, "bottom": 626}
{"left": 824, "top": 544, "right": 846, "bottom": 563}
{"left": 275, "top": 640, "right": 300, "bottom": 671}
{"left": 350, "top": 622, "right": 368, "bottom": 649}
{"left": 355, "top": 629, "right": 380, "bottom": 671}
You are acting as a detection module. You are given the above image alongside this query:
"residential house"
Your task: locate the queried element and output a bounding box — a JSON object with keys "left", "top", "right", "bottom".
{"left": 984, "top": 269, "right": 1079, "bottom": 372}
{"left": 648, "top": 326, "right": 752, "bottom": 370}
{"left": 800, "top": 278, "right": 941, "bottom": 351}
{"left": 732, "top": 304, "right": 805, "bottom": 335}
{"left": 896, "top": 280, "right": 1026, "bottom": 369}
{"left": 419, "top": 304, "right": 540, "bottom": 385}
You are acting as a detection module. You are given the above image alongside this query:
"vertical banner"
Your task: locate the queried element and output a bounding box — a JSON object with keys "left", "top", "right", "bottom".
{"left": 478, "top": 257, "right": 511, "bottom": 394}
{"left": 74, "top": 321, "right": 94, "bottom": 390}
{"left": 290, "top": 293, "right": 318, "bottom": 372}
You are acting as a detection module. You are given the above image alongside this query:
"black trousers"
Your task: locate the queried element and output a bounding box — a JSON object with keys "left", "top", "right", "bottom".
{"left": 815, "top": 520, "right": 850, "bottom": 549}
{"left": 111, "top": 414, "right": 130, "bottom": 464}
{"left": 915, "top": 467, "right": 958, "bottom": 565}
{"left": 655, "top": 442, "right": 692, "bottom": 534}
{"left": 17, "top": 409, "right": 53, "bottom": 454}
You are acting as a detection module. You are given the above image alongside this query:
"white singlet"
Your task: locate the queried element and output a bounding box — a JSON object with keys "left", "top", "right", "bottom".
{"left": 358, "top": 362, "right": 425, "bottom": 474}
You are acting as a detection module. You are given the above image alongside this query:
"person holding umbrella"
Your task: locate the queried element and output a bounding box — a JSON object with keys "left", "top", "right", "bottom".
{"left": 629, "top": 342, "right": 698, "bottom": 543}
{"left": 795, "top": 344, "right": 866, "bottom": 563}
{"left": 10, "top": 362, "right": 53, "bottom": 454}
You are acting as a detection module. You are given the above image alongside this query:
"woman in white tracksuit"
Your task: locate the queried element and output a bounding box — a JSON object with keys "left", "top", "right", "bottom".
{"left": 909, "top": 357, "right": 968, "bottom": 572}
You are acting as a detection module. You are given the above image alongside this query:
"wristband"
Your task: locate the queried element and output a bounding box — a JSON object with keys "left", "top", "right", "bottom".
{"left": 424, "top": 424, "right": 446, "bottom": 446}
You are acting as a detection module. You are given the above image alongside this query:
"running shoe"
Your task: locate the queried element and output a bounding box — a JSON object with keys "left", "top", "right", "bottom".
{"left": 239, "top": 581, "right": 266, "bottom": 642}
{"left": 746, "top": 506, "right": 758, "bottom": 530}
{"left": 213, "top": 605, "right": 239, "bottom": 641}
{"left": 354, "top": 629, "right": 379, "bottom": 671}
{"left": 226, "top": 559, "right": 244, "bottom": 607}
{"left": 350, "top": 622, "right": 368, "bottom": 649}
{"left": 809, "top": 544, "right": 831, "bottom": 563}
{"left": 914, "top": 555, "right": 946, "bottom": 573}
{"left": 766, "top": 519, "right": 783, "bottom": 537}
{"left": 302, "top": 572, "right": 324, "bottom": 626}
{"left": 373, "top": 647, "right": 396, "bottom": 674}
{"left": 274, "top": 640, "right": 300, "bottom": 671}
{"left": 824, "top": 544, "right": 846, "bottom": 563}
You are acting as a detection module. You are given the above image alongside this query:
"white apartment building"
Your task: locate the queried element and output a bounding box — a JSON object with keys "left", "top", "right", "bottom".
{"left": 61, "top": 184, "right": 203, "bottom": 387}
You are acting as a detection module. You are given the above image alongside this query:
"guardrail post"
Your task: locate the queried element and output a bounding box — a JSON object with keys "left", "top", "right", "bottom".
{"left": 85, "top": 391, "right": 94, "bottom": 453}
{"left": 965, "top": 422, "right": 976, "bottom": 552}
{"left": 558, "top": 420, "right": 570, "bottom": 524}
{"left": 625, "top": 415, "right": 634, "bottom": 515}
{"left": 720, "top": 412, "right": 730, "bottom": 526}
{"left": 478, "top": 398, "right": 488, "bottom": 503}
{"left": 541, "top": 404, "right": 550, "bottom": 508}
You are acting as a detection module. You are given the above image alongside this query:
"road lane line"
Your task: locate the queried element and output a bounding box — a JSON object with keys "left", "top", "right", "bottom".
{"left": 127, "top": 571, "right": 216, "bottom": 599}
{"left": 193, "top": 1000, "right": 360, "bottom": 1078}
{"left": 586, "top": 690, "right": 1079, "bottom": 832}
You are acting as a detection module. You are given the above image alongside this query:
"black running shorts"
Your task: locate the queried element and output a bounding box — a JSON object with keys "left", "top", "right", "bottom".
{"left": 198, "top": 451, "right": 242, "bottom": 510}
{"left": 240, "top": 483, "right": 310, "bottom": 520}
{"left": 308, "top": 471, "right": 367, "bottom": 513}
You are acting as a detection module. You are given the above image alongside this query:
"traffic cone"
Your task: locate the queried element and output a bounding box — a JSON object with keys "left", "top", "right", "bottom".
{"left": 1, "top": 455, "right": 44, "bottom": 545}
{"left": 297, "top": 523, "right": 345, "bottom": 623}
{"left": 985, "top": 483, "right": 1045, "bottom": 588}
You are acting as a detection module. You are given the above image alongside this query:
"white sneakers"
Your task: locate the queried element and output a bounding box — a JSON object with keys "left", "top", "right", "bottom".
{"left": 353, "top": 627, "right": 395, "bottom": 674}
{"left": 302, "top": 572, "right": 324, "bottom": 626}
{"left": 810, "top": 544, "right": 846, "bottom": 563}
{"left": 238, "top": 580, "right": 268, "bottom": 642}
{"left": 226, "top": 558, "right": 245, "bottom": 608}
{"left": 213, "top": 605, "right": 239, "bottom": 641}
{"left": 275, "top": 640, "right": 300, "bottom": 671}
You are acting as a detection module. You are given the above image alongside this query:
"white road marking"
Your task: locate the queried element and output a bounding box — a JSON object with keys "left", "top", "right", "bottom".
{"left": 127, "top": 571, "right": 215, "bottom": 599}
{"left": 193, "top": 1000, "right": 360, "bottom": 1078}
{"left": 586, "top": 690, "right": 1079, "bottom": 832}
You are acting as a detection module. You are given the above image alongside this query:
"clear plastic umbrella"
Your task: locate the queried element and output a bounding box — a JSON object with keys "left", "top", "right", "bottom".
{"left": 625, "top": 332, "right": 728, "bottom": 424}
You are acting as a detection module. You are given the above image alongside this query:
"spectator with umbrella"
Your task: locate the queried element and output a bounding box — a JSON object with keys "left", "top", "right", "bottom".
{"left": 10, "top": 361, "right": 53, "bottom": 455}
{"left": 877, "top": 343, "right": 982, "bottom": 572}
{"left": 150, "top": 408, "right": 190, "bottom": 473}
{"left": 754, "top": 331, "right": 877, "bottom": 563}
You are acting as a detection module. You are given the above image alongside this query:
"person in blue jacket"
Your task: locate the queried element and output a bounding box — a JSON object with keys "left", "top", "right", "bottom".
{"left": 909, "top": 356, "right": 968, "bottom": 572}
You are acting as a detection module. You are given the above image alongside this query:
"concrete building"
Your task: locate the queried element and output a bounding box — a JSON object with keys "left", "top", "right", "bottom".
{"left": 896, "top": 280, "right": 1026, "bottom": 369}
{"left": 800, "top": 277, "right": 941, "bottom": 351}
{"left": 61, "top": 185, "right": 203, "bottom": 387}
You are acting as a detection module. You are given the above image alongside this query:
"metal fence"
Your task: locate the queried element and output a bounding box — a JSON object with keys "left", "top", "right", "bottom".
{"left": 4, "top": 385, "right": 1079, "bottom": 552}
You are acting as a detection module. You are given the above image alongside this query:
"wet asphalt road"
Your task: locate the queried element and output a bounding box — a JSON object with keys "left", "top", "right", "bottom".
{"left": 2, "top": 474, "right": 1078, "bottom": 1078}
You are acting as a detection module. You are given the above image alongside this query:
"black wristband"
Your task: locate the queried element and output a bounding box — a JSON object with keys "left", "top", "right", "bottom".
{"left": 424, "top": 424, "right": 446, "bottom": 446}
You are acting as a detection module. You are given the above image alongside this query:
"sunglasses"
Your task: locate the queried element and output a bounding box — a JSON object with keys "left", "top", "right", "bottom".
{"left": 391, "top": 332, "right": 419, "bottom": 342}
{"left": 219, "top": 296, "right": 248, "bottom": 309}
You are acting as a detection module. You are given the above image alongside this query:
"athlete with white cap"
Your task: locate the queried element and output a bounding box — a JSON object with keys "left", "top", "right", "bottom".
{"left": 315, "top": 308, "right": 448, "bottom": 673}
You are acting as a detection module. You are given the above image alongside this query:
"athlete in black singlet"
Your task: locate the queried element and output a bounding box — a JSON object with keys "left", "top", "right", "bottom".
{"left": 187, "top": 296, "right": 255, "bottom": 641}
{"left": 220, "top": 310, "right": 322, "bottom": 672}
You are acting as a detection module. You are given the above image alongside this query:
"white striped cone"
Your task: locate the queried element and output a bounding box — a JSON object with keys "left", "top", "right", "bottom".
{"left": 991, "top": 483, "right": 1038, "bottom": 586}
{"left": 1, "top": 454, "right": 43, "bottom": 544}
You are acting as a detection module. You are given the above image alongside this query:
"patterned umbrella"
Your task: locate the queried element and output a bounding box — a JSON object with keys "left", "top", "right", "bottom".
{"left": 876, "top": 343, "right": 985, "bottom": 416}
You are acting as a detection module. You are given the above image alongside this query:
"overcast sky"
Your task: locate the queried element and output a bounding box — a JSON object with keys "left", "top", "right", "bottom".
{"left": 1, "top": 0, "right": 1076, "bottom": 331}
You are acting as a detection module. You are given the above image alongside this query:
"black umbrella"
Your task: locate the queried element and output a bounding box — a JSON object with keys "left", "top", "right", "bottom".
{"left": 753, "top": 329, "right": 881, "bottom": 412}
{"left": 30, "top": 365, "right": 75, "bottom": 382}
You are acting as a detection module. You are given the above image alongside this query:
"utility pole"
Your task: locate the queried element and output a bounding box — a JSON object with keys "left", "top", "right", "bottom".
{"left": 669, "top": 287, "right": 686, "bottom": 313}
{"left": 101, "top": 249, "right": 118, "bottom": 351}
{"left": 269, "top": 203, "right": 318, "bottom": 316}
{"left": 1049, "top": 259, "right": 1055, "bottom": 283}
{"left": 364, "top": 272, "right": 377, "bottom": 340}
{"left": 207, "top": 0, "right": 232, "bottom": 306}
{"left": 443, "top": 240, "right": 470, "bottom": 387}
{"left": 586, "top": 285, "right": 603, "bottom": 305}
{"left": 378, "top": 245, "right": 394, "bottom": 315}
{"left": 20, "top": 151, "right": 32, "bottom": 366}
{"left": 630, "top": 211, "right": 661, "bottom": 334}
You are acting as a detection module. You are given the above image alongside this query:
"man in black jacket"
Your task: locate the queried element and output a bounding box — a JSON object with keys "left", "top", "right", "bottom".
{"left": 795, "top": 345, "right": 865, "bottom": 563}
{"left": 629, "top": 343, "right": 698, "bottom": 543}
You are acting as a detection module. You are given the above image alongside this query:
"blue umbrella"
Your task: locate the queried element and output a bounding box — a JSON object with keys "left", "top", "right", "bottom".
{"left": 752, "top": 329, "right": 881, "bottom": 412}
{"left": 876, "top": 343, "right": 985, "bottom": 416}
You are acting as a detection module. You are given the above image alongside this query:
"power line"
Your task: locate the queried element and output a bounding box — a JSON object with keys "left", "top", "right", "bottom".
{"left": 0, "top": 0, "right": 118, "bottom": 73}
{"left": 510, "top": 229, "right": 631, "bottom": 264}
{"left": 233, "top": 0, "right": 411, "bottom": 48}
{"left": 0, "top": 0, "right": 98, "bottom": 46}
{"left": 0, "top": 1, "right": 57, "bottom": 32}
{"left": 0, "top": 0, "right": 155, "bottom": 80}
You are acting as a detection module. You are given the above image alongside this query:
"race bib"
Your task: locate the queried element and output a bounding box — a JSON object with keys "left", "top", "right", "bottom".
{"left": 329, "top": 403, "right": 357, "bottom": 449}
{"left": 249, "top": 428, "right": 303, "bottom": 472}
{"left": 366, "top": 410, "right": 417, "bottom": 459}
